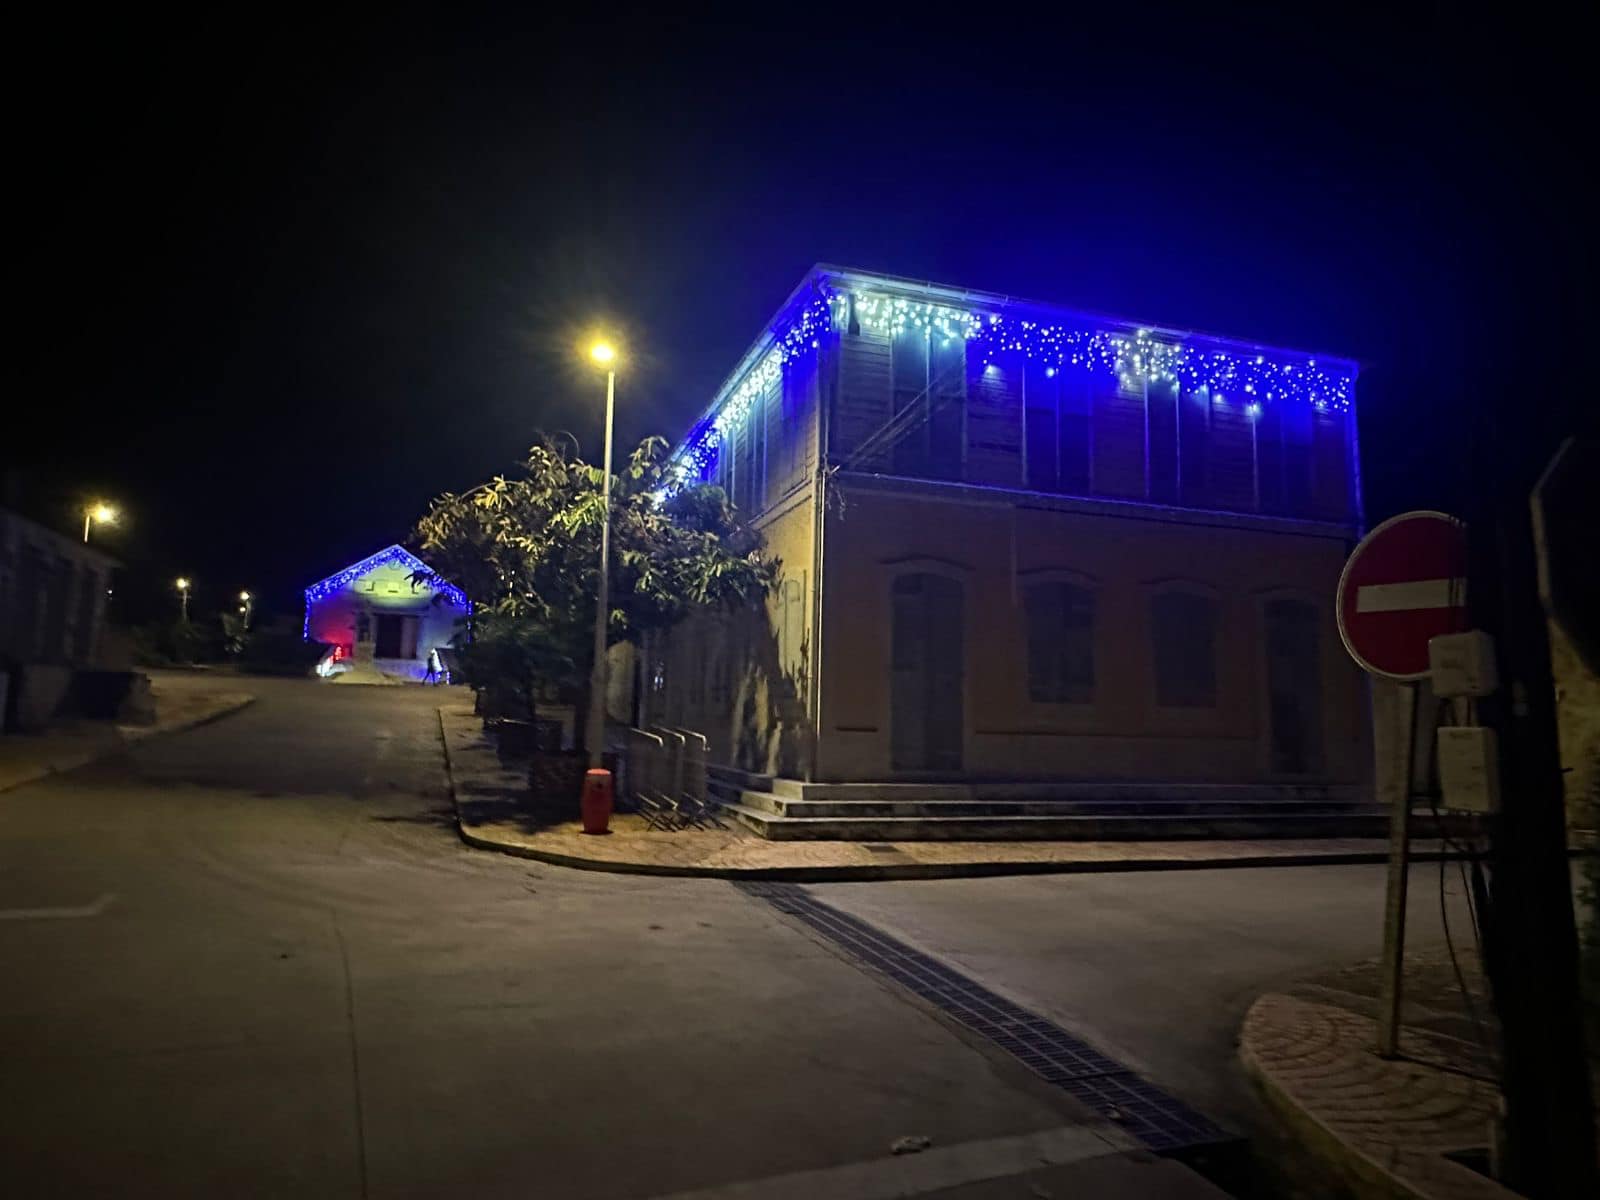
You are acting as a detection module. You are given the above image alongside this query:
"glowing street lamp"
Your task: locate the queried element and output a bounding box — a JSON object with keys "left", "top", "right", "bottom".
{"left": 585, "top": 338, "right": 618, "bottom": 769}
{"left": 175, "top": 577, "right": 191, "bottom": 622}
{"left": 83, "top": 502, "right": 117, "bottom": 543}
{"left": 238, "top": 590, "right": 254, "bottom": 630}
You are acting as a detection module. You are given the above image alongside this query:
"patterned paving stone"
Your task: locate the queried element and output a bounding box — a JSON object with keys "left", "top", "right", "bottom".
{"left": 1240, "top": 992, "right": 1517, "bottom": 1200}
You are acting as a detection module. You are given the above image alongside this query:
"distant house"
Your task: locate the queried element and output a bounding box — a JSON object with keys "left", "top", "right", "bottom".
{"left": 643, "top": 266, "right": 1369, "bottom": 795}
{"left": 303, "top": 545, "right": 469, "bottom": 681}
{"left": 1, "top": 507, "right": 118, "bottom": 729}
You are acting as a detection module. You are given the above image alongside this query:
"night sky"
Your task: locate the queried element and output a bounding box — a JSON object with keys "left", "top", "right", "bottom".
{"left": 11, "top": 8, "right": 1592, "bottom": 627}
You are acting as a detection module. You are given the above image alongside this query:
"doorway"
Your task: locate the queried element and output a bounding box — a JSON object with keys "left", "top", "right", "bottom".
{"left": 890, "top": 573, "right": 964, "bottom": 771}
{"left": 1264, "top": 597, "right": 1323, "bottom": 774}
{"left": 374, "top": 614, "right": 417, "bottom": 659}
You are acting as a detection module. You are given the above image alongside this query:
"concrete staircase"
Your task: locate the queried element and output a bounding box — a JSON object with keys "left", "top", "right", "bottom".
{"left": 707, "top": 765, "right": 1395, "bottom": 841}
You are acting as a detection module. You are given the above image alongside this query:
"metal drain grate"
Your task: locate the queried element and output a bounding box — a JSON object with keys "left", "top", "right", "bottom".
{"left": 737, "top": 881, "right": 1232, "bottom": 1154}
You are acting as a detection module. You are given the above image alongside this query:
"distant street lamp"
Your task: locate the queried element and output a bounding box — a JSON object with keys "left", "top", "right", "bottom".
{"left": 238, "top": 590, "right": 254, "bottom": 630}
{"left": 585, "top": 338, "right": 618, "bottom": 768}
{"left": 83, "top": 502, "right": 117, "bottom": 543}
{"left": 175, "top": 577, "right": 191, "bottom": 622}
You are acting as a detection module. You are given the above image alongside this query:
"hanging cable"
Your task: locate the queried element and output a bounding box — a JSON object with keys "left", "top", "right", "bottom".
{"left": 1426, "top": 687, "right": 1500, "bottom": 1076}
{"left": 1432, "top": 804, "right": 1498, "bottom": 1074}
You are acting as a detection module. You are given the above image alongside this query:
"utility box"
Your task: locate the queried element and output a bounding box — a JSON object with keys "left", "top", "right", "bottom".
{"left": 1428, "top": 631, "right": 1498, "bottom": 699}
{"left": 1437, "top": 726, "right": 1500, "bottom": 814}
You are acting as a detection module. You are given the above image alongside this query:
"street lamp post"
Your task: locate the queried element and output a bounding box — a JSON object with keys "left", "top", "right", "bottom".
{"left": 238, "top": 591, "right": 253, "bottom": 631}
{"left": 83, "top": 502, "right": 117, "bottom": 543}
{"left": 176, "top": 577, "right": 191, "bottom": 622}
{"left": 586, "top": 340, "right": 617, "bottom": 768}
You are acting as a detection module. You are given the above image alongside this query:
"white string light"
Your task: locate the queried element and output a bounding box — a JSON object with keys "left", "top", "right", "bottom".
{"left": 673, "top": 286, "right": 1353, "bottom": 482}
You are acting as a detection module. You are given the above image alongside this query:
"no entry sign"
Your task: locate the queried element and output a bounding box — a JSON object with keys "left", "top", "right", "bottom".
{"left": 1337, "top": 510, "right": 1469, "bottom": 681}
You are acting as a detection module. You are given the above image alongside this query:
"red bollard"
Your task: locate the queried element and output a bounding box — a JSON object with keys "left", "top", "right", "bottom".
{"left": 580, "top": 768, "right": 613, "bottom": 835}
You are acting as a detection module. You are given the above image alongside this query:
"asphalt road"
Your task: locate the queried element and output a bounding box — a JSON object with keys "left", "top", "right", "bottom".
{"left": 817, "top": 862, "right": 1473, "bottom": 1129}
{"left": 0, "top": 675, "right": 1468, "bottom": 1198}
{"left": 0, "top": 677, "right": 1189, "bottom": 1199}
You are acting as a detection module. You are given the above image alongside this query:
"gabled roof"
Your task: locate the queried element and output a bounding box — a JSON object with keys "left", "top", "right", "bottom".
{"left": 303, "top": 544, "right": 470, "bottom": 609}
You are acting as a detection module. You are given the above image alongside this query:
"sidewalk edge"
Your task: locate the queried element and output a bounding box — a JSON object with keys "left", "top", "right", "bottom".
{"left": 456, "top": 823, "right": 1458, "bottom": 880}
{"left": 1239, "top": 995, "right": 1427, "bottom": 1200}
{"left": 0, "top": 695, "right": 256, "bottom": 795}
{"left": 122, "top": 694, "right": 257, "bottom": 744}
{"left": 437, "top": 712, "right": 1480, "bottom": 881}
{"left": 0, "top": 753, "right": 97, "bottom": 796}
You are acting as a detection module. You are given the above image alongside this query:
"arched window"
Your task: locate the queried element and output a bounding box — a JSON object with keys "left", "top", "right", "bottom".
{"left": 1024, "top": 581, "right": 1095, "bottom": 703}
{"left": 1264, "top": 595, "right": 1323, "bottom": 773}
{"left": 1150, "top": 590, "right": 1218, "bottom": 707}
{"left": 890, "top": 572, "right": 965, "bottom": 770}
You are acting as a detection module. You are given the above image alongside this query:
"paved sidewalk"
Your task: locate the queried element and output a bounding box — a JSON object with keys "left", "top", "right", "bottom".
{"left": 0, "top": 673, "right": 255, "bottom": 793}
{"left": 1241, "top": 932, "right": 1600, "bottom": 1200}
{"left": 1236, "top": 943, "right": 1569, "bottom": 1200}
{"left": 1242, "top": 990, "right": 1510, "bottom": 1200}
{"left": 440, "top": 707, "right": 1448, "bottom": 881}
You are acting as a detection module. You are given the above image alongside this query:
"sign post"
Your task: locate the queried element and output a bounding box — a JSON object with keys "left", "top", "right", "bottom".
{"left": 1373, "top": 682, "right": 1419, "bottom": 1058}
{"left": 1336, "top": 510, "right": 1468, "bottom": 1058}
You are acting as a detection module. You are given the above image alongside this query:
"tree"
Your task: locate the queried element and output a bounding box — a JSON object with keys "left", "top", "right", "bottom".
{"left": 412, "top": 436, "right": 772, "bottom": 747}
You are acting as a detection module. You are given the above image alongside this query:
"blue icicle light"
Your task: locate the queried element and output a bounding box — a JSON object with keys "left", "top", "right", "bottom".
{"left": 672, "top": 285, "right": 1354, "bottom": 481}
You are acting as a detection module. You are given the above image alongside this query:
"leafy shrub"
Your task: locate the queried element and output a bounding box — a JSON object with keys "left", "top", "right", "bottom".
{"left": 237, "top": 623, "right": 327, "bottom": 676}
{"left": 127, "top": 618, "right": 222, "bottom": 665}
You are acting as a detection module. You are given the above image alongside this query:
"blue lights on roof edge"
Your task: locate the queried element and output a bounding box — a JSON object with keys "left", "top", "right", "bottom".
{"left": 302, "top": 544, "right": 471, "bottom": 640}
{"left": 670, "top": 272, "right": 1359, "bottom": 484}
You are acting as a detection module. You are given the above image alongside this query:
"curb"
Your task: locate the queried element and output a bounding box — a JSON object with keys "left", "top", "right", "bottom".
{"left": 438, "top": 714, "right": 1472, "bottom": 881}
{"left": 450, "top": 821, "right": 1473, "bottom": 882}
{"left": 1236, "top": 993, "right": 1521, "bottom": 1200}
{"left": 1239, "top": 1014, "right": 1424, "bottom": 1200}
{"left": 125, "top": 694, "right": 257, "bottom": 743}
{"left": 0, "top": 695, "right": 256, "bottom": 795}
{"left": 0, "top": 752, "right": 98, "bottom": 796}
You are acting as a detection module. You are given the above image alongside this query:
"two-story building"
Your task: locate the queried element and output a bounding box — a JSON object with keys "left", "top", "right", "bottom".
{"left": 643, "top": 267, "right": 1371, "bottom": 836}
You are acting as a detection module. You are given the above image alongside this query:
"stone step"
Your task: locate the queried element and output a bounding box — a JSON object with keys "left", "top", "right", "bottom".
{"left": 768, "top": 778, "right": 972, "bottom": 802}
{"left": 735, "top": 793, "right": 1386, "bottom": 819}
{"left": 756, "top": 777, "right": 1362, "bottom": 804}
{"left": 722, "top": 803, "right": 773, "bottom": 837}
{"left": 720, "top": 803, "right": 1397, "bottom": 842}
{"left": 706, "top": 779, "right": 746, "bottom": 806}
{"left": 707, "top": 763, "right": 773, "bottom": 793}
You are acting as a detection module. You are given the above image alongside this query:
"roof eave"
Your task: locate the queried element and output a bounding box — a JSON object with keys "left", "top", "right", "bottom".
{"left": 671, "top": 267, "right": 835, "bottom": 461}
{"left": 303, "top": 543, "right": 469, "bottom": 605}
{"left": 814, "top": 264, "right": 1362, "bottom": 375}
{"left": 670, "top": 264, "right": 1363, "bottom": 463}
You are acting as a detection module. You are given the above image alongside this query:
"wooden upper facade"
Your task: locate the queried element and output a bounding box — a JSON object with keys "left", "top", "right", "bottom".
{"left": 674, "top": 267, "right": 1362, "bottom": 530}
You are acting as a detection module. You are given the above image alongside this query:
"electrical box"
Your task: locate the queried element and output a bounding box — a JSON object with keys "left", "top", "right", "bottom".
{"left": 1428, "top": 631, "right": 1498, "bottom": 698}
{"left": 1437, "top": 726, "right": 1500, "bottom": 814}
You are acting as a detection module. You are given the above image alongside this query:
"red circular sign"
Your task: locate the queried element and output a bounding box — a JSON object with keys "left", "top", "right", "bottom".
{"left": 1337, "top": 511, "right": 1469, "bottom": 681}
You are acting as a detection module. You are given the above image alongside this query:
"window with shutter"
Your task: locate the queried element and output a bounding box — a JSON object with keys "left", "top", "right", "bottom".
{"left": 1147, "top": 378, "right": 1180, "bottom": 503}
{"left": 928, "top": 334, "right": 965, "bottom": 480}
{"left": 1024, "top": 365, "right": 1059, "bottom": 492}
{"left": 1024, "top": 581, "right": 1095, "bottom": 703}
{"left": 1150, "top": 590, "right": 1218, "bottom": 707}
{"left": 890, "top": 331, "right": 929, "bottom": 476}
{"left": 1178, "top": 386, "right": 1212, "bottom": 507}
